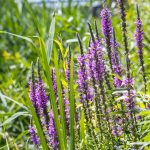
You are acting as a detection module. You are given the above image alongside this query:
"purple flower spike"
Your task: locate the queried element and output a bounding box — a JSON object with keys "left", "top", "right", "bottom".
{"left": 101, "top": 8, "right": 112, "bottom": 38}
{"left": 35, "top": 80, "right": 48, "bottom": 110}
{"left": 48, "top": 111, "right": 58, "bottom": 149}
{"left": 29, "top": 81, "right": 37, "bottom": 108}
{"left": 77, "top": 55, "right": 93, "bottom": 103}
{"left": 134, "top": 19, "right": 144, "bottom": 54}
{"left": 88, "top": 39, "right": 105, "bottom": 81}
{"left": 134, "top": 5, "right": 147, "bottom": 94}
{"left": 29, "top": 125, "right": 40, "bottom": 146}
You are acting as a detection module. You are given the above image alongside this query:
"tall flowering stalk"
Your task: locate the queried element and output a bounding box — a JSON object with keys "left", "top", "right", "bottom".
{"left": 134, "top": 5, "right": 147, "bottom": 94}
{"left": 29, "top": 62, "right": 38, "bottom": 114}
{"left": 117, "top": 0, "right": 131, "bottom": 89}
{"left": 117, "top": 0, "right": 138, "bottom": 142}
{"left": 36, "top": 60, "right": 49, "bottom": 123}
{"left": 87, "top": 23, "right": 103, "bottom": 142}
{"left": 101, "top": 8, "right": 113, "bottom": 72}
{"left": 88, "top": 23, "right": 116, "bottom": 147}
{"left": 100, "top": 10, "right": 121, "bottom": 140}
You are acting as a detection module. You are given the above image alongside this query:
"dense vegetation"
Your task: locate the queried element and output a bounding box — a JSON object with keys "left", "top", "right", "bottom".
{"left": 0, "top": 0, "right": 150, "bottom": 149}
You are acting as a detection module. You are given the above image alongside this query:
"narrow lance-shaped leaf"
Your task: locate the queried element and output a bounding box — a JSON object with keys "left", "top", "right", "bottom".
{"left": 69, "top": 49, "right": 75, "bottom": 150}
{"left": 46, "top": 13, "right": 55, "bottom": 64}
{"left": 54, "top": 47, "right": 67, "bottom": 148}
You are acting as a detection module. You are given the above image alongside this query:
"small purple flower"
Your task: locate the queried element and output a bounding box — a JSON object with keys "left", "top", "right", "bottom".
{"left": 122, "top": 77, "right": 134, "bottom": 86}
{"left": 114, "top": 77, "right": 122, "bottom": 88}
{"left": 147, "top": 104, "right": 150, "bottom": 109}
{"left": 136, "top": 115, "right": 142, "bottom": 120}
{"left": 112, "top": 126, "right": 123, "bottom": 137}
{"left": 29, "top": 125, "right": 40, "bottom": 146}
{"left": 123, "top": 91, "right": 135, "bottom": 110}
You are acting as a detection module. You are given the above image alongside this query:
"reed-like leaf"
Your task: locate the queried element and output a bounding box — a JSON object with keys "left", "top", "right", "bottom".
{"left": 46, "top": 14, "right": 55, "bottom": 64}
{"left": 69, "top": 50, "right": 75, "bottom": 150}
{"left": 54, "top": 46, "right": 67, "bottom": 148}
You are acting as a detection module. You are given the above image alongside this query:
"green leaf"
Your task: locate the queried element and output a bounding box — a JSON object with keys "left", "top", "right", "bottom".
{"left": 0, "top": 112, "right": 30, "bottom": 126}
{"left": 54, "top": 46, "right": 67, "bottom": 148}
{"left": 54, "top": 39, "right": 64, "bottom": 59}
{"left": 66, "top": 39, "right": 78, "bottom": 43}
{"left": 46, "top": 14, "right": 55, "bottom": 64}
{"left": 139, "top": 110, "right": 150, "bottom": 116}
{"left": 0, "top": 31, "right": 34, "bottom": 46}
{"left": 69, "top": 50, "right": 75, "bottom": 150}
{"left": 0, "top": 91, "right": 28, "bottom": 110}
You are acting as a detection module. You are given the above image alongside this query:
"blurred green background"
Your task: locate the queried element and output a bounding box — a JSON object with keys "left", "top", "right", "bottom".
{"left": 0, "top": 0, "right": 150, "bottom": 149}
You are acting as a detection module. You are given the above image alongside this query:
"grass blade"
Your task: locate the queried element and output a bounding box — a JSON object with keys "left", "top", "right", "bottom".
{"left": 46, "top": 14, "right": 55, "bottom": 64}
{"left": 54, "top": 47, "right": 67, "bottom": 148}
{"left": 69, "top": 50, "right": 75, "bottom": 150}
{"left": 0, "top": 31, "right": 34, "bottom": 46}
{"left": 0, "top": 112, "right": 30, "bottom": 127}
{"left": 0, "top": 91, "right": 28, "bottom": 110}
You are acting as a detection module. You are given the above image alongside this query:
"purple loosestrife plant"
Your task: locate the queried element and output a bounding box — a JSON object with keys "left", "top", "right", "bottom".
{"left": 77, "top": 33, "right": 99, "bottom": 147}
{"left": 88, "top": 23, "right": 116, "bottom": 146}
{"left": 134, "top": 5, "right": 147, "bottom": 94}
{"left": 86, "top": 24, "right": 104, "bottom": 141}
{"left": 117, "top": 0, "right": 139, "bottom": 142}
